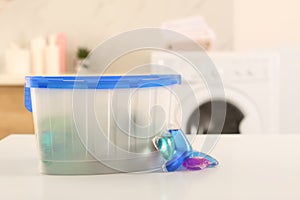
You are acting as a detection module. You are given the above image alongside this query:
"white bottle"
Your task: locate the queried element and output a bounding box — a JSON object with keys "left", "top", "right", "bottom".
{"left": 45, "top": 34, "right": 60, "bottom": 74}
{"left": 5, "top": 43, "right": 31, "bottom": 75}
{"left": 31, "top": 37, "right": 46, "bottom": 75}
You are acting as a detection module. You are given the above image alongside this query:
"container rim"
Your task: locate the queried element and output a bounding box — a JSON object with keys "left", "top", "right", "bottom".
{"left": 25, "top": 74, "right": 181, "bottom": 89}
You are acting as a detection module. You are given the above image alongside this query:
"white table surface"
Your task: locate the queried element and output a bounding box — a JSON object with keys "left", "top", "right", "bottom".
{"left": 1, "top": 134, "right": 300, "bottom": 200}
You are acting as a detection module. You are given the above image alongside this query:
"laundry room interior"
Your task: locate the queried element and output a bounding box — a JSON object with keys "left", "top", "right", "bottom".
{"left": 0, "top": 0, "right": 300, "bottom": 140}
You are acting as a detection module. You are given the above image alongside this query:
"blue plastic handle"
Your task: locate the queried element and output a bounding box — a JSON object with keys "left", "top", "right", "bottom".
{"left": 24, "top": 87, "right": 32, "bottom": 112}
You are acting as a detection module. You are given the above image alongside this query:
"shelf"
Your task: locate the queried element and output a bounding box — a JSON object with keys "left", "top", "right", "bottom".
{"left": 0, "top": 74, "right": 26, "bottom": 86}
{"left": 0, "top": 73, "right": 80, "bottom": 86}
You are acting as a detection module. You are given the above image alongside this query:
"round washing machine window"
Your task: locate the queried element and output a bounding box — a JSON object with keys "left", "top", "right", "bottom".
{"left": 184, "top": 88, "right": 264, "bottom": 134}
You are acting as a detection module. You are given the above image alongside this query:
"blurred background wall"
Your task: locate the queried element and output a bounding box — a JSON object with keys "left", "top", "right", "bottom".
{"left": 234, "top": 0, "right": 300, "bottom": 50}
{"left": 0, "top": 0, "right": 234, "bottom": 72}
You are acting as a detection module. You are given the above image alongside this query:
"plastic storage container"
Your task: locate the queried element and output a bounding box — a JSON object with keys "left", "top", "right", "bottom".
{"left": 24, "top": 75, "right": 181, "bottom": 175}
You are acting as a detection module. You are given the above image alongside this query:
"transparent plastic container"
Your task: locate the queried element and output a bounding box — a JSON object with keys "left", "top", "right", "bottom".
{"left": 24, "top": 75, "right": 181, "bottom": 175}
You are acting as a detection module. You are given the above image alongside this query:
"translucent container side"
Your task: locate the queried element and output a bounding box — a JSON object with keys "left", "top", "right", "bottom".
{"left": 30, "top": 85, "right": 181, "bottom": 174}
{"left": 32, "top": 89, "right": 86, "bottom": 160}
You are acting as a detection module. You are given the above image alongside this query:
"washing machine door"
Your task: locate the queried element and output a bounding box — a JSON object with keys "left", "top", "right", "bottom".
{"left": 183, "top": 87, "right": 263, "bottom": 134}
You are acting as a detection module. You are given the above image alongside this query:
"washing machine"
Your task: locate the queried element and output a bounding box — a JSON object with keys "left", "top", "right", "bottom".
{"left": 151, "top": 52, "right": 280, "bottom": 134}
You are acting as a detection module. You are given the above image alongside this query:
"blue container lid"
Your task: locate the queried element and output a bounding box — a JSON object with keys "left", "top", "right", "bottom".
{"left": 24, "top": 74, "right": 181, "bottom": 112}
{"left": 25, "top": 74, "right": 181, "bottom": 89}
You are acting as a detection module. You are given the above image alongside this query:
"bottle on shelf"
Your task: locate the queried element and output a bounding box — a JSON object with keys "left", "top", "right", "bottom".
{"left": 30, "top": 37, "right": 46, "bottom": 75}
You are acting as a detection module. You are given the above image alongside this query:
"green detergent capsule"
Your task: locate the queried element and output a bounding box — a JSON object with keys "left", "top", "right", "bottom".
{"left": 157, "top": 134, "right": 175, "bottom": 160}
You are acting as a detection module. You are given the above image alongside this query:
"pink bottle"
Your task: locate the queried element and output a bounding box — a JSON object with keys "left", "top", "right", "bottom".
{"left": 55, "top": 33, "right": 66, "bottom": 74}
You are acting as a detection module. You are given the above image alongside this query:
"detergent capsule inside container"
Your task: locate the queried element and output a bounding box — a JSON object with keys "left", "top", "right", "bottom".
{"left": 24, "top": 74, "right": 181, "bottom": 175}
